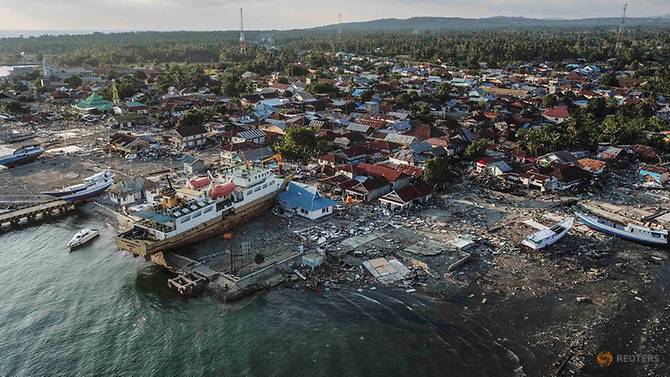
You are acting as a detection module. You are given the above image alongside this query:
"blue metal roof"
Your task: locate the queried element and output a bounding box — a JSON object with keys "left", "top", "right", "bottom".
{"left": 136, "top": 209, "right": 174, "bottom": 225}
{"left": 278, "top": 182, "right": 336, "bottom": 212}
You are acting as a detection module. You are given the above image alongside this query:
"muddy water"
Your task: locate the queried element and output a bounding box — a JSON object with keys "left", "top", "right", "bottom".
{"left": 0, "top": 216, "right": 524, "bottom": 376}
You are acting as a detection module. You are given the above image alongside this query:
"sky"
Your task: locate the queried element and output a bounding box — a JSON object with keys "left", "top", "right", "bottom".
{"left": 0, "top": 0, "right": 668, "bottom": 31}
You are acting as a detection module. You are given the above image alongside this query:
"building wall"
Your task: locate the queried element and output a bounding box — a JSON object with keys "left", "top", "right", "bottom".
{"left": 295, "top": 206, "right": 333, "bottom": 220}
{"left": 111, "top": 192, "right": 138, "bottom": 206}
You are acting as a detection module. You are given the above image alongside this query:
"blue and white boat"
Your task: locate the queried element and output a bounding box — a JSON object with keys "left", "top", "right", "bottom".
{"left": 44, "top": 171, "right": 113, "bottom": 198}
{"left": 45, "top": 170, "right": 114, "bottom": 203}
{"left": 0, "top": 145, "right": 44, "bottom": 168}
{"left": 576, "top": 212, "right": 668, "bottom": 246}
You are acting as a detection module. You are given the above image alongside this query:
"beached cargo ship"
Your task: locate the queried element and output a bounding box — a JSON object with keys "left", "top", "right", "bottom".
{"left": 116, "top": 166, "right": 289, "bottom": 258}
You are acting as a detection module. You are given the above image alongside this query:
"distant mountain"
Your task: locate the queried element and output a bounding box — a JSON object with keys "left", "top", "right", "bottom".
{"left": 309, "top": 16, "right": 670, "bottom": 32}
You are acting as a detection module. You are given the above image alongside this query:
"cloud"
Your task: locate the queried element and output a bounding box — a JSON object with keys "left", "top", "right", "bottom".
{"left": 0, "top": 0, "right": 668, "bottom": 30}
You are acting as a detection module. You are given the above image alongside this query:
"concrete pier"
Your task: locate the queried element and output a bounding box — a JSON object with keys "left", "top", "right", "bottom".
{"left": 0, "top": 200, "right": 77, "bottom": 232}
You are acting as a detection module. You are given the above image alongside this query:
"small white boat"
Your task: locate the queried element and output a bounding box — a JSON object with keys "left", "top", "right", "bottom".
{"left": 67, "top": 228, "right": 100, "bottom": 250}
{"left": 522, "top": 217, "right": 574, "bottom": 250}
{"left": 576, "top": 212, "right": 668, "bottom": 246}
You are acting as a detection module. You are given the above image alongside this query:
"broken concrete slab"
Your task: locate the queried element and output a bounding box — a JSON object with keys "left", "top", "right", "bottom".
{"left": 448, "top": 234, "right": 476, "bottom": 251}
{"left": 405, "top": 238, "right": 444, "bottom": 256}
{"left": 362, "top": 257, "right": 410, "bottom": 284}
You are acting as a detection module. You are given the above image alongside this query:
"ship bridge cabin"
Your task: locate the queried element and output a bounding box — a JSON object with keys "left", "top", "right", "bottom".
{"left": 226, "top": 166, "right": 280, "bottom": 202}
{"left": 130, "top": 166, "right": 280, "bottom": 241}
{"left": 134, "top": 185, "right": 239, "bottom": 241}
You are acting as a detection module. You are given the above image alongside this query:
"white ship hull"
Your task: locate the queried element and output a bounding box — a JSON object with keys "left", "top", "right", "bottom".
{"left": 522, "top": 217, "right": 574, "bottom": 250}
{"left": 576, "top": 213, "right": 668, "bottom": 246}
{"left": 67, "top": 229, "right": 100, "bottom": 250}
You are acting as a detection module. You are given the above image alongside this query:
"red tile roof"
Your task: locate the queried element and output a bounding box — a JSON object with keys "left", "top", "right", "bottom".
{"left": 355, "top": 163, "right": 408, "bottom": 182}
{"left": 379, "top": 162, "right": 424, "bottom": 178}
{"left": 577, "top": 158, "right": 607, "bottom": 173}
{"left": 640, "top": 164, "right": 669, "bottom": 175}
{"left": 543, "top": 106, "right": 570, "bottom": 119}
{"left": 391, "top": 181, "right": 433, "bottom": 203}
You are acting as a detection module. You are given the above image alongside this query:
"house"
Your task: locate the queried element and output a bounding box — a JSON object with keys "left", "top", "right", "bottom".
{"left": 542, "top": 106, "right": 570, "bottom": 123}
{"left": 596, "top": 146, "right": 625, "bottom": 162}
{"left": 379, "top": 181, "right": 433, "bottom": 210}
{"left": 238, "top": 146, "right": 275, "bottom": 163}
{"left": 389, "top": 141, "right": 446, "bottom": 167}
{"left": 317, "top": 174, "right": 358, "bottom": 196}
{"left": 367, "top": 139, "right": 401, "bottom": 154}
{"left": 108, "top": 113, "right": 151, "bottom": 129}
{"left": 474, "top": 157, "right": 494, "bottom": 173}
{"left": 355, "top": 163, "right": 411, "bottom": 190}
{"left": 108, "top": 177, "right": 158, "bottom": 206}
{"left": 278, "top": 182, "right": 337, "bottom": 220}
{"left": 338, "top": 144, "right": 371, "bottom": 165}
{"left": 109, "top": 132, "right": 152, "bottom": 155}
{"left": 639, "top": 164, "right": 669, "bottom": 186}
{"left": 317, "top": 153, "right": 337, "bottom": 167}
{"left": 183, "top": 155, "right": 208, "bottom": 176}
{"left": 537, "top": 150, "right": 578, "bottom": 168}
{"left": 232, "top": 129, "right": 266, "bottom": 145}
{"left": 517, "top": 171, "right": 555, "bottom": 193}
{"left": 75, "top": 93, "right": 114, "bottom": 113}
{"left": 173, "top": 124, "right": 208, "bottom": 149}
{"left": 548, "top": 165, "right": 590, "bottom": 190}
{"left": 384, "top": 133, "right": 418, "bottom": 146}
{"left": 346, "top": 123, "right": 373, "bottom": 135}
{"left": 366, "top": 101, "right": 380, "bottom": 115}
{"left": 345, "top": 176, "right": 392, "bottom": 202}
{"left": 486, "top": 160, "right": 512, "bottom": 176}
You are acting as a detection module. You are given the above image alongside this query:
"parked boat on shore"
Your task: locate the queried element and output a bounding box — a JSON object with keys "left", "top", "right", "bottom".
{"left": 0, "top": 145, "right": 44, "bottom": 168}
{"left": 522, "top": 217, "right": 574, "bottom": 250}
{"left": 45, "top": 171, "right": 114, "bottom": 202}
{"left": 576, "top": 212, "right": 668, "bottom": 246}
{"left": 67, "top": 228, "right": 100, "bottom": 250}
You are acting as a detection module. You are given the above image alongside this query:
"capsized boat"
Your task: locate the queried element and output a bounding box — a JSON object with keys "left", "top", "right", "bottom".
{"left": 67, "top": 228, "right": 100, "bottom": 250}
{"left": 522, "top": 217, "right": 574, "bottom": 250}
{"left": 0, "top": 145, "right": 44, "bottom": 168}
{"left": 576, "top": 212, "right": 668, "bottom": 246}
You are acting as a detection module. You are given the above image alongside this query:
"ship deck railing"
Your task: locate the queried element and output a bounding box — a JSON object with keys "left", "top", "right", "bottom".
{"left": 138, "top": 219, "right": 173, "bottom": 234}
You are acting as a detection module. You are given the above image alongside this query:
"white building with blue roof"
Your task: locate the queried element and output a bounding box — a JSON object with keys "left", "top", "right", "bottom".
{"left": 278, "top": 182, "right": 336, "bottom": 221}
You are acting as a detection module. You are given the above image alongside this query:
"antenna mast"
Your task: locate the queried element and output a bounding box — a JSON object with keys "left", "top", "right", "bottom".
{"left": 338, "top": 13, "right": 342, "bottom": 35}
{"left": 615, "top": 3, "right": 628, "bottom": 53}
{"left": 240, "top": 7, "right": 247, "bottom": 54}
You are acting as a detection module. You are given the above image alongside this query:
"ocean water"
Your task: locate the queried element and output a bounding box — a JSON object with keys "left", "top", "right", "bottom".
{"left": 0, "top": 215, "right": 521, "bottom": 377}
{"left": 0, "top": 30, "right": 118, "bottom": 38}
